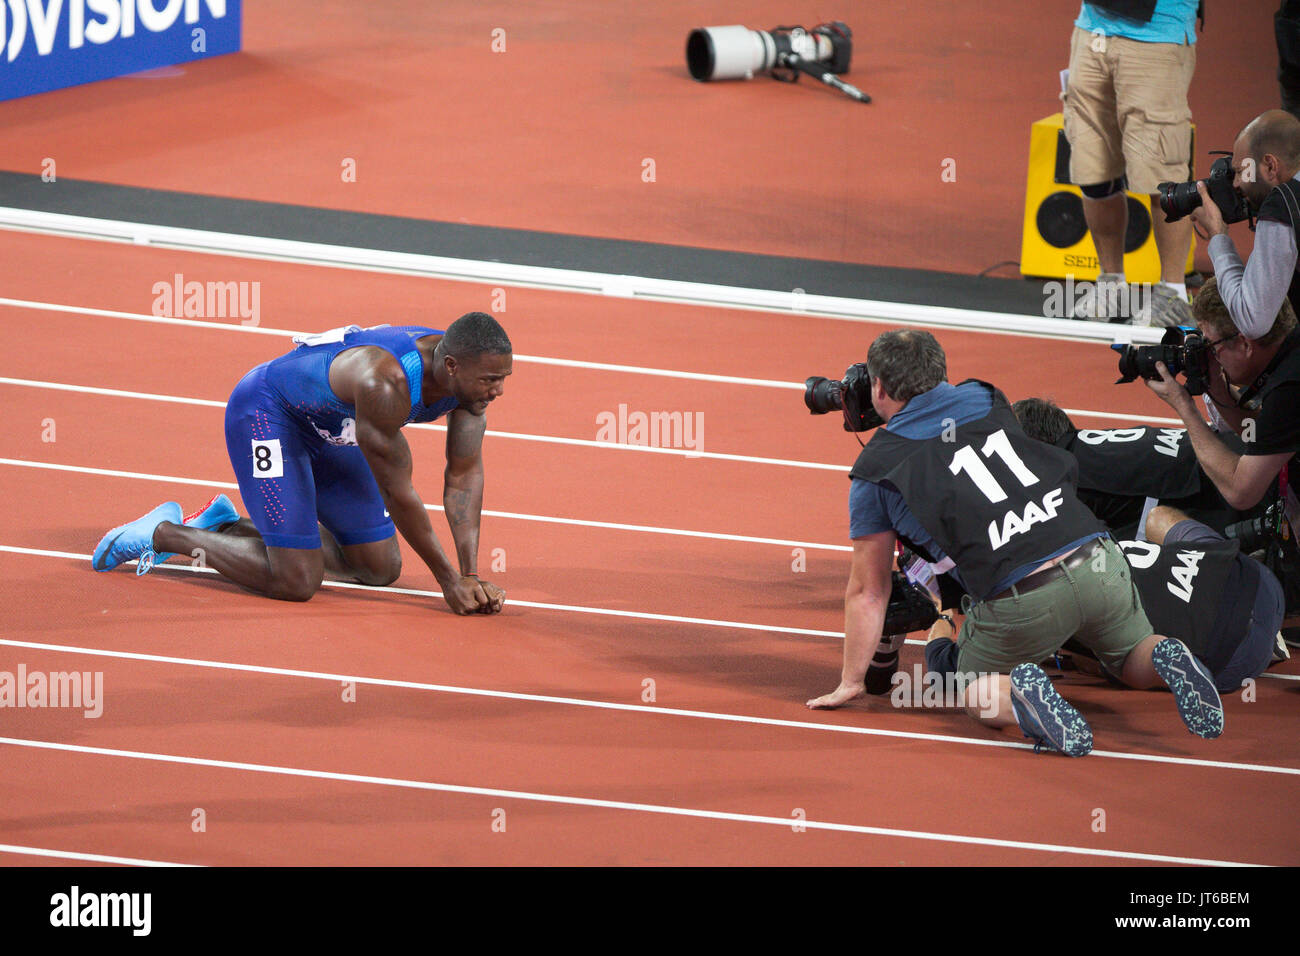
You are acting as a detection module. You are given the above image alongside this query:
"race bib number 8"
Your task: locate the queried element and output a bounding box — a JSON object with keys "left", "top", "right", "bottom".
{"left": 251, "top": 439, "right": 284, "bottom": 479}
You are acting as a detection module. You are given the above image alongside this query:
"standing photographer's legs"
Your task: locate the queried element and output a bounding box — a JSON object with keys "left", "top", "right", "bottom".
{"left": 1113, "top": 33, "right": 1197, "bottom": 321}
{"left": 1152, "top": 203, "right": 1194, "bottom": 285}
{"left": 1082, "top": 191, "right": 1128, "bottom": 276}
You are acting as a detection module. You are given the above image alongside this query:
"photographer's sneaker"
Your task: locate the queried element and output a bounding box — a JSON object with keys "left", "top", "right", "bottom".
{"left": 1152, "top": 638, "right": 1223, "bottom": 739}
{"left": 1070, "top": 272, "right": 1129, "bottom": 322}
{"left": 1143, "top": 283, "right": 1193, "bottom": 328}
{"left": 1009, "top": 663, "right": 1093, "bottom": 756}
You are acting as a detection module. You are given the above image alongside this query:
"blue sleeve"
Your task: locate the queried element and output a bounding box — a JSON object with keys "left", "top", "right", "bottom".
{"left": 849, "top": 478, "right": 894, "bottom": 539}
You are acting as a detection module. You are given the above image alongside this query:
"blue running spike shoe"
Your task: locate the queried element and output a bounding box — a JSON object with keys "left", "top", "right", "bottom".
{"left": 1152, "top": 638, "right": 1224, "bottom": 739}
{"left": 185, "top": 494, "right": 240, "bottom": 531}
{"left": 152, "top": 494, "right": 242, "bottom": 566}
{"left": 91, "top": 502, "right": 183, "bottom": 575}
{"left": 1009, "top": 663, "right": 1094, "bottom": 756}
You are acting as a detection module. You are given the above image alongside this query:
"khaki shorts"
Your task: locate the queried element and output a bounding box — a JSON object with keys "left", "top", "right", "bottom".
{"left": 1062, "top": 26, "right": 1195, "bottom": 194}
{"left": 955, "top": 538, "right": 1153, "bottom": 677}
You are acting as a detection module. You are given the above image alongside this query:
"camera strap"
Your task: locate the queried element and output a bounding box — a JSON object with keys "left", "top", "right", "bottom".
{"left": 1236, "top": 335, "right": 1295, "bottom": 408}
{"left": 1281, "top": 465, "right": 1300, "bottom": 540}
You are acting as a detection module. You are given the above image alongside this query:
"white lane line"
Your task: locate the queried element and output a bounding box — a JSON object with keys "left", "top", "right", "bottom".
{"left": 2, "top": 635, "right": 1296, "bottom": 778}
{"left": 0, "top": 212, "right": 1172, "bottom": 345}
{"left": 0, "top": 297, "right": 1182, "bottom": 425}
{"left": 0, "top": 457, "right": 852, "bottom": 553}
{"left": 0, "top": 544, "right": 846, "bottom": 639}
{"left": 0, "top": 735, "right": 1259, "bottom": 866}
{"left": 0, "top": 843, "right": 198, "bottom": 867}
{"left": 0, "top": 298, "right": 797, "bottom": 388}
{"left": 4, "top": 465, "right": 1294, "bottom": 681}
{"left": 0, "top": 375, "right": 846, "bottom": 471}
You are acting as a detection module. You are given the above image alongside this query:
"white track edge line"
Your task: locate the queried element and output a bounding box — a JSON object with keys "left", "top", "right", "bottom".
{"left": 0, "top": 735, "right": 1260, "bottom": 867}
{"left": 1, "top": 632, "right": 1296, "bottom": 778}
{"left": 0, "top": 456, "right": 851, "bottom": 552}
{"left": 0, "top": 297, "right": 1183, "bottom": 426}
{"left": 0, "top": 843, "right": 198, "bottom": 867}
{"left": 0, "top": 544, "right": 846, "bottom": 639}
{"left": 0, "top": 211, "right": 1173, "bottom": 345}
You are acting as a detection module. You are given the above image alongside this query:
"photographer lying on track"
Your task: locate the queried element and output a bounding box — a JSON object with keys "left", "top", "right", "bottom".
{"left": 1010, "top": 397, "right": 1255, "bottom": 539}
{"left": 1092, "top": 507, "right": 1285, "bottom": 692}
{"left": 1144, "top": 277, "right": 1300, "bottom": 516}
{"left": 804, "top": 329, "right": 1224, "bottom": 756}
{"left": 927, "top": 505, "right": 1287, "bottom": 695}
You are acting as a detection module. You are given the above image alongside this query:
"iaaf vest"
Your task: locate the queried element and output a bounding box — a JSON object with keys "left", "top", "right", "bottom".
{"left": 1060, "top": 426, "right": 1202, "bottom": 499}
{"left": 1119, "top": 537, "right": 1241, "bottom": 673}
{"left": 850, "top": 381, "right": 1104, "bottom": 599}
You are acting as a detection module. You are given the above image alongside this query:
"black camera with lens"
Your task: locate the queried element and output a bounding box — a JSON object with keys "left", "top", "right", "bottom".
{"left": 1112, "top": 325, "right": 1211, "bottom": 395}
{"left": 1225, "top": 498, "right": 1290, "bottom": 554}
{"left": 1225, "top": 497, "right": 1300, "bottom": 618}
{"left": 804, "top": 362, "right": 884, "bottom": 431}
{"left": 1156, "top": 153, "right": 1251, "bottom": 225}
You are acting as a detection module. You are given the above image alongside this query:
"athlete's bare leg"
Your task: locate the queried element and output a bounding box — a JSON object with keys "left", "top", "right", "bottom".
{"left": 153, "top": 520, "right": 401, "bottom": 600}
{"left": 318, "top": 525, "right": 402, "bottom": 587}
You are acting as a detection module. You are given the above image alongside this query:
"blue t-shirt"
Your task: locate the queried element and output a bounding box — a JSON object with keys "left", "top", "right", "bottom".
{"left": 1075, "top": 1, "right": 1197, "bottom": 45}
{"left": 848, "top": 381, "right": 1102, "bottom": 599}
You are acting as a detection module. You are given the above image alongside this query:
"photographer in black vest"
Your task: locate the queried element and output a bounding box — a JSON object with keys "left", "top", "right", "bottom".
{"left": 1193, "top": 110, "right": 1300, "bottom": 333}
{"left": 1063, "top": 506, "right": 1288, "bottom": 693}
{"left": 1145, "top": 276, "right": 1300, "bottom": 515}
{"left": 1010, "top": 397, "right": 1255, "bottom": 538}
{"left": 805, "top": 329, "right": 1224, "bottom": 756}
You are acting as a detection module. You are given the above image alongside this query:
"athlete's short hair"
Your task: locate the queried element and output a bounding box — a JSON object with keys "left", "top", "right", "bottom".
{"left": 441, "top": 312, "right": 512, "bottom": 359}
{"left": 866, "top": 329, "right": 947, "bottom": 403}
{"left": 1011, "top": 397, "right": 1075, "bottom": 444}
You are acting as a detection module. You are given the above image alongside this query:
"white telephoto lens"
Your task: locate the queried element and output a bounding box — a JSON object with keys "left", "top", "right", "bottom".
{"left": 686, "top": 26, "right": 775, "bottom": 80}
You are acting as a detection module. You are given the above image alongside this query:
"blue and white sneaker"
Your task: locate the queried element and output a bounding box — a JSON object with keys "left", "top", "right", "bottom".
{"left": 1009, "top": 663, "right": 1094, "bottom": 757}
{"left": 152, "top": 494, "right": 242, "bottom": 567}
{"left": 91, "top": 502, "right": 183, "bottom": 576}
{"left": 1152, "top": 638, "right": 1224, "bottom": 739}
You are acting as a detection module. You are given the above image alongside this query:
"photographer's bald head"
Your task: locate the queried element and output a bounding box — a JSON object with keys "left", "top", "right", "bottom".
{"left": 1234, "top": 109, "right": 1300, "bottom": 207}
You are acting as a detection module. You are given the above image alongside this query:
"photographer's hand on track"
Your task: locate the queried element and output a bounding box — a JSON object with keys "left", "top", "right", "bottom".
{"left": 806, "top": 680, "right": 866, "bottom": 709}
{"left": 807, "top": 531, "right": 894, "bottom": 710}
{"left": 1190, "top": 181, "right": 1229, "bottom": 237}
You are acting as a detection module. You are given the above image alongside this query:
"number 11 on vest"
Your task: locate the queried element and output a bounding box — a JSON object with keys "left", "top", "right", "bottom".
{"left": 946, "top": 429, "right": 1064, "bottom": 550}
